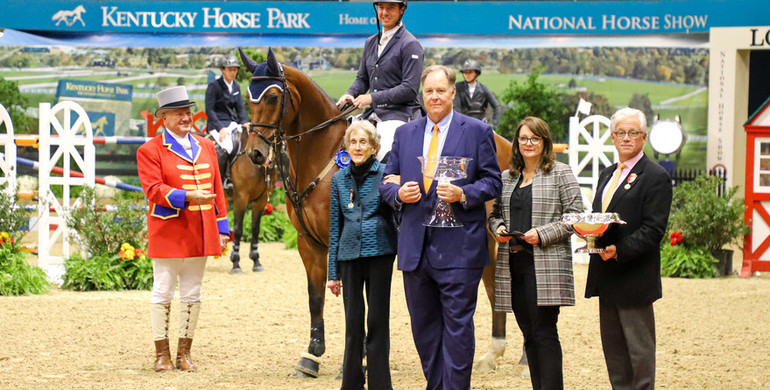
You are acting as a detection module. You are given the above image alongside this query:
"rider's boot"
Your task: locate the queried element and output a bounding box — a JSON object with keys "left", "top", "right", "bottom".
{"left": 216, "top": 146, "right": 233, "bottom": 193}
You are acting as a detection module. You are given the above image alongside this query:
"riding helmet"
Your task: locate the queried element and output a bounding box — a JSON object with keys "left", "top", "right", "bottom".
{"left": 219, "top": 55, "right": 240, "bottom": 69}
{"left": 461, "top": 59, "right": 482, "bottom": 76}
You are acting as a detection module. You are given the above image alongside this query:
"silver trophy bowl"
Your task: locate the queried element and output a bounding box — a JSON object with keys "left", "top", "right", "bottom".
{"left": 560, "top": 212, "right": 626, "bottom": 253}
{"left": 418, "top": 156, "right": 471, "bottom": 228}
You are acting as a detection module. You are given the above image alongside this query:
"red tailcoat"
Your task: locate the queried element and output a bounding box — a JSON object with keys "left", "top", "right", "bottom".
{"left": 137, "top": 131, "right": 230, "bottom": 258}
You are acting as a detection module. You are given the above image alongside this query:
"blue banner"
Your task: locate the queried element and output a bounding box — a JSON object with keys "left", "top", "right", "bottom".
{"left": 56, "top": 80, "right": 133, "bottom": 101}
{"left": 1, "top": 0, "right": 769, "bottom": 36}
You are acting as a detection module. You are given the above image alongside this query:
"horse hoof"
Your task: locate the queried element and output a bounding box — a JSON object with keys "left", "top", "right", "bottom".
{"left": 474, "top": 357, "right": 497, "bottom": 372}
{"left": 230, "top": 267, "right": 243, "bottom": 275}
{"left": 252, "top": 264, "right": 264, "bottom": 272}
{"left": 290, "top": 370, "right": 316, "bottom": 378}
{"left": 292, "top": 353, "right": 320, "bottom": 378}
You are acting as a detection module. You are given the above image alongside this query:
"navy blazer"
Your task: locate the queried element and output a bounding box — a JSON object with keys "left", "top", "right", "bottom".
{"left": 585, "top": 154, "right": 672, "bottom": 306}
{"left": 345, "top": 25, "right": 424, "bottom": 122}
{"left": 454, "top": 81, "right": 502, "bottom": 127}
{"left": 205, "top": 77, "right": 249, "bottom": 132}
{"left": 380, "top": 112, "right": 502, "bottom": 271}
{"left": 328, "top": 160, "right": 398, "bottom": 280}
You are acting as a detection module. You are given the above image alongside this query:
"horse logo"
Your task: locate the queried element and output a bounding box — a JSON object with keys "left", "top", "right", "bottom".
{"left": 51, "top": 5, "right": 86, "bottom": 27}
{"left": 91, "top": 116, "right": 108, "bottom": 137}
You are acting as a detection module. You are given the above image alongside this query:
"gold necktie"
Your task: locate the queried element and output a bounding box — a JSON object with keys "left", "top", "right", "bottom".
{"left": 601, "top": 163, "right": 626, "bottom": 212}
{"left": 424, "top": 124, "right": 439, "bottom": 193}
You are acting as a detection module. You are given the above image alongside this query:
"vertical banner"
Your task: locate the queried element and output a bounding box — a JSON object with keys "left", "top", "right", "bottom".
{"left": 55, "top": 80, "right": 133, "bottom": 136}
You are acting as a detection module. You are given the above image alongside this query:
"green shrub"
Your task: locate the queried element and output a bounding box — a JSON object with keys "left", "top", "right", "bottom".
{"left": 62, "top": 186, "right": 153, "bottom": 291}
{"left": 66, "top": 186, "right": 148, "bottom": 256}
{"left": 0, "top": 234, "right": 50, "bottom": 296}
{"left": 62, "top": 252, "right": 125, "bottom": 291}
{"left": 0, "top": 186, "right": 31, "bottom": 241}
{"left": 661, "top": 243, "right": 717, "bottom": 278}
{"left": 668, "top": 175, "right": 749, "bottom": 251}
{"left": 120, "top": 243, "right": 153, "bottom": 290}
{"left": 61, "top": 245, "right": 153, "bottom": 292}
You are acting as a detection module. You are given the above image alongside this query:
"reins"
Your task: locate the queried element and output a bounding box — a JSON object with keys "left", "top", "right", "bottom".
{"left": 247, "top": 73, "right": 356, "bottom": 248}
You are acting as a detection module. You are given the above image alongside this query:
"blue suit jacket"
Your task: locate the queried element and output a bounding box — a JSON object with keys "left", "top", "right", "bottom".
{"left": 328, "top": 160, "right": 398, "bottom": 280}
{"left": 205, "top": 77, "right": 249, "bottom": 132}
{"left": 380, "top": 111, "right": 502, "bottom": 271}
{"left": 346, "top": 25, "right": 424, "bottom": 122}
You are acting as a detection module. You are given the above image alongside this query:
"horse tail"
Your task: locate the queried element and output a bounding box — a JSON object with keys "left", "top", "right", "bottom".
{"left": 51, "top": 10, "right": 64, "bottom": 21}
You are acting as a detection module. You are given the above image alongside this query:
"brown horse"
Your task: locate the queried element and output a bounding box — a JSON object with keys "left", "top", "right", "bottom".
{"left": 227, "top": 134, "right": 277, "bottom": 273}
{"left": 239, "top": 48, "right": 348, "bottom": 377}
{"left": 239, "top": 48, "right": 517, "bottom": 377}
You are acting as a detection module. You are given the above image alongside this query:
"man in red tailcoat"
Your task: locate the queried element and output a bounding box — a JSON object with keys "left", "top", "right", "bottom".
{"left": 137, "top": 86, "right": 230, "bottom": 372}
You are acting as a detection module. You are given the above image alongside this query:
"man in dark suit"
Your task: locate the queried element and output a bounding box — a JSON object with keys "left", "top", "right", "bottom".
{"left": 205, "top": 55, "right": 250, "bottom": 191}
{"left": 381, "top": 65, "right": 502, "bottom": 390}
{"left": 585, "top": 107, "right": 672, "bottom": 390}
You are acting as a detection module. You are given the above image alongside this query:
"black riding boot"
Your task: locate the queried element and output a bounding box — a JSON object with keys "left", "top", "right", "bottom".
{"left": 216, "top": 146, "right": 233, "bottom": 193}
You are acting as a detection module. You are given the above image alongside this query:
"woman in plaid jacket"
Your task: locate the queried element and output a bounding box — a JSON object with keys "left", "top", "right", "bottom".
{"left": 488, "top": 116, "right": 583, "bottom": 390}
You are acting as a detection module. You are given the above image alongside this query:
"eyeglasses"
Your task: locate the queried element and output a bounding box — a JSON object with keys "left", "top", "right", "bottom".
{"left": 612, "top": 131, "right": 644, "bottom": 139}
{"left": 517, "top": 136, "right": 542, "bottom": 145}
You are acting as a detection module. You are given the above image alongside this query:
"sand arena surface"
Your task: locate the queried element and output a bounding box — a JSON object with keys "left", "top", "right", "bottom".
{"left": 1, "top": 242, "right": 769, "bottom": 389}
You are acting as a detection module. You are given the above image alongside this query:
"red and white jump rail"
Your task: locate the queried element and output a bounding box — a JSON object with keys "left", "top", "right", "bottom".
{"left": 12, "top": 154, "right": 144, "bottom": 193}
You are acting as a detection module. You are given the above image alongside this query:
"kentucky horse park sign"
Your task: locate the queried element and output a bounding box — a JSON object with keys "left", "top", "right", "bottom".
{"left": 1, "top": 0, "right": 769, "bottom": 37}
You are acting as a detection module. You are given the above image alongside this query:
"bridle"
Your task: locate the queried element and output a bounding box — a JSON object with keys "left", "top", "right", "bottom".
{"left": 247, "top": 72, "right": 357, "bottom": 247}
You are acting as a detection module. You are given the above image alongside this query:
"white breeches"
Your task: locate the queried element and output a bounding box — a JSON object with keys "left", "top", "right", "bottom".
{"left": 210, "top": 122, "right": 240, "bottom": 154}
{"left": 375, "top": 120, "right": 405, "bottom": 160}
{"left": 151, "top": 257, "right": 207, "bottom": 305}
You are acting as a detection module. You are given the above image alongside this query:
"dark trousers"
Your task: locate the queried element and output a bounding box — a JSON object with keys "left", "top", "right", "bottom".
{"left": 339, "top": 254, "right": 396, "bottom": 390}
{"left": 599, "top": 299, "right": 656, "bottom": 390}
{"left": 510, "top": 253, "right": 563, "bottom": 390}
{"left": 403, "top": 256, "right": 483, "bottom": 390}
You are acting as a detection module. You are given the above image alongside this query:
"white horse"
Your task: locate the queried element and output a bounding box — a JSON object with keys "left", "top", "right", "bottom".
{"left": 52, "top": 5, "right": 86, "bottom": 27}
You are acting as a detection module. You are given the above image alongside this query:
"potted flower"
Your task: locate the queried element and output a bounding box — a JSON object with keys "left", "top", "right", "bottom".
{"left": 665, "top": 174, "right": 750, "bottom": 277}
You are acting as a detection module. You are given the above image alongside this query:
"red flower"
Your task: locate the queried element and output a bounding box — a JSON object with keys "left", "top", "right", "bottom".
{"left": 668, "top": 231, "right": 683, "bottom": 246}
{"left": 264, "top": 203, "right": 274, "bottom": 215}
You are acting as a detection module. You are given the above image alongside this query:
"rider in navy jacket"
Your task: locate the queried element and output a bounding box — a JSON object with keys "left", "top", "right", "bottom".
{"left": 338, "top": 0, "right": 424, "bottom": 161}
{"left": 205, "top": 55, "right": 249, "bottom": 190}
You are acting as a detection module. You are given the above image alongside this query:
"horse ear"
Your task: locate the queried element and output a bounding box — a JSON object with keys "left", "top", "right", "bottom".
{"left": 238, "top": 47, "right": 258, "bottom": 73}
{"left": 267, "top": 48, "right": 281, "bottom": 76}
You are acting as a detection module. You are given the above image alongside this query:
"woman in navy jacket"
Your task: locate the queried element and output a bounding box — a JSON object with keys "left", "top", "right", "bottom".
{"left": 328, "top": 120, "right": 398, "bottom": 390}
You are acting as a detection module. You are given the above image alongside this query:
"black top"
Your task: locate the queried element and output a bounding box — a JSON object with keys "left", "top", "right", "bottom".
{"left": 509, "top": 178, "right": 532, "bottom": 235}
{"left": 509, "top": 177, "right": 534, "bottom": 256}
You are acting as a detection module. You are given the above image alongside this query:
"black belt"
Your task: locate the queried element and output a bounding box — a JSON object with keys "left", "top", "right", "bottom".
{"left": 509, "top": 244, "right": 526, "bottom": 253}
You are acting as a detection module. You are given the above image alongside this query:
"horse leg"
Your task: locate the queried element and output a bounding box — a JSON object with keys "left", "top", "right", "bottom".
{"left": 474, "top": 233, "right": 508, "bottom": 371}
{"left": 292, "top": 239, "right": 327, "bottom": 378}
{"left": 249, "top": 199, "right": 265, "bottom": 272}
{"left": 229, "top": 195, "right": 248, "bottom": 274}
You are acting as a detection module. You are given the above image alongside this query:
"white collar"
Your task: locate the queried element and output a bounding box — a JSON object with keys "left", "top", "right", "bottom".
{"left": 379, "top": 23, "right": 402, "bottom": 46}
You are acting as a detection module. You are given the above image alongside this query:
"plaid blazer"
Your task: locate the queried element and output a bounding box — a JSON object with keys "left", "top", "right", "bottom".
{"left": 488, "top": 162, "right": 584, "bottom": 309}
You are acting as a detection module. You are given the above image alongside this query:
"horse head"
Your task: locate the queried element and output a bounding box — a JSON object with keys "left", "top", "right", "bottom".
{"left": 238, "top": 47, "right": 292, "bottom": 167}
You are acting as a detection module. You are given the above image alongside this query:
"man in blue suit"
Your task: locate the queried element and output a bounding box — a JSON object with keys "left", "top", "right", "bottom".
{"left": 380, "top": 65, "right": 502, "bottom": 390}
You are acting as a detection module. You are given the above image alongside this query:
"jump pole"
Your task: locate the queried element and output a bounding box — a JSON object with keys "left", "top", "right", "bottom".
{"left": 13, "top": 155, "right": 143, "bottom": 192}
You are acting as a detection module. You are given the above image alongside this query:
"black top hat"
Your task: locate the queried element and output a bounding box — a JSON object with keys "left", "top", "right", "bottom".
{"left": 155, "top": 86, "right": 196, "bottom": 115}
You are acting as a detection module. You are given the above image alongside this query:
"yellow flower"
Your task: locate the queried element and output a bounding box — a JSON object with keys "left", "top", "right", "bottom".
{"left": 125, "top": 249, "right": 135, "bottom": 260}
{"left": 0, "top": 232, "right": 9, "bottom": 240}
{"left": 120, "top": 243, "right": 134, "bottom": 252}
